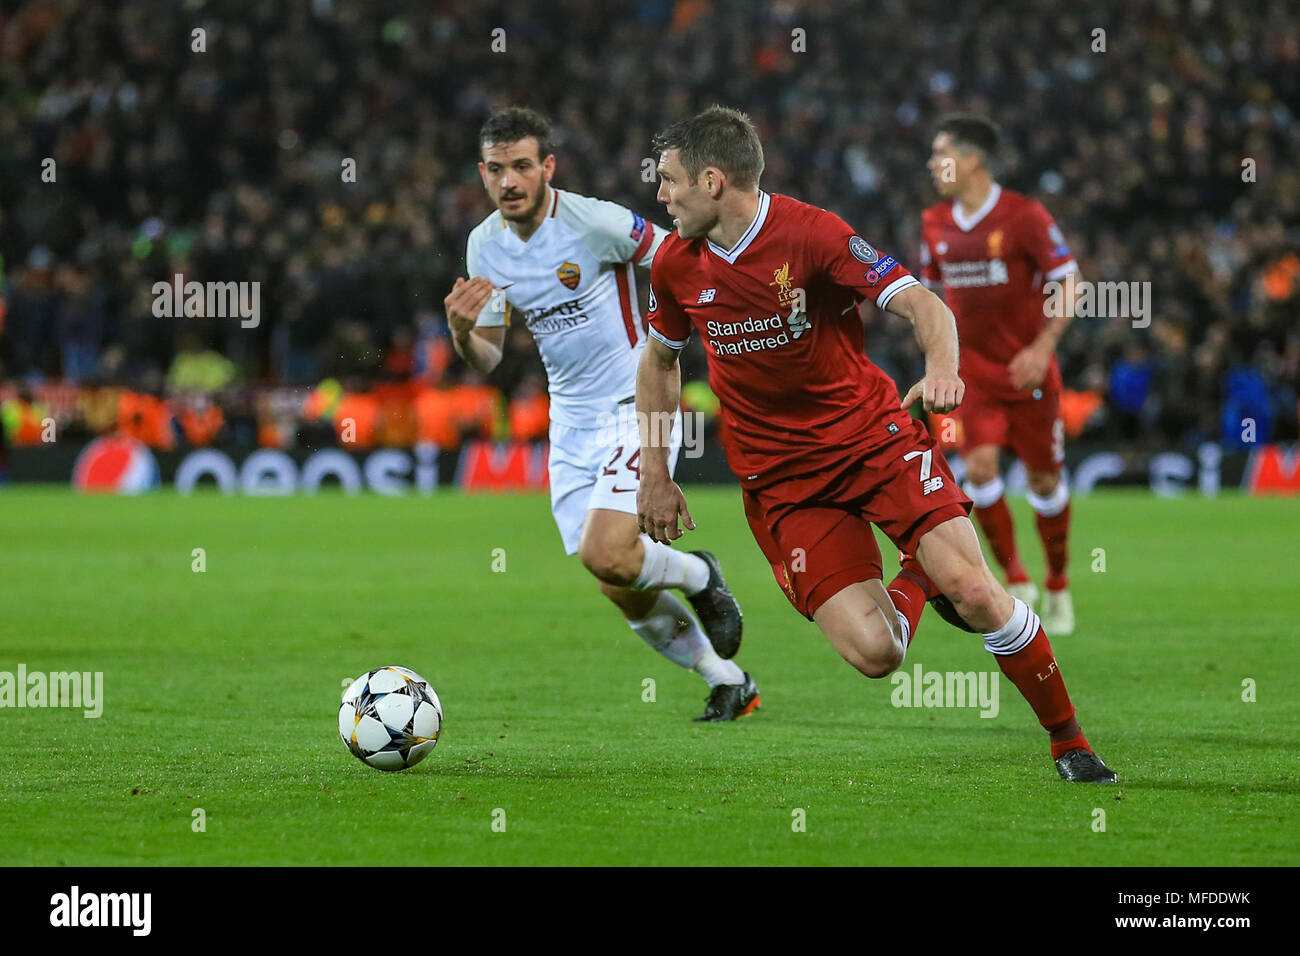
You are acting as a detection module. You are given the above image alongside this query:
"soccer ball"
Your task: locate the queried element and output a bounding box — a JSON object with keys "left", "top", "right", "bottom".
{"left": 339, "top": 666, "right": 442, "bottom": 771}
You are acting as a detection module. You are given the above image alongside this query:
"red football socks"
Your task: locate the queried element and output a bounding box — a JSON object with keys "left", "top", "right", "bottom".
{"left": 974, "top": 497, "right": 1029, "bottom": 584}
{"left": 887, "top": 569, "right": 930, "bottom": 647}
{"left": 994, "top": 624, "right": 1090, "bottom": 755}
{"left": 1035, "top": 502, "right": 1071, "bottom": 592}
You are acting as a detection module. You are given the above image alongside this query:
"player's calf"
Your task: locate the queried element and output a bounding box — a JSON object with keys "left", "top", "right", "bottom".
{"left": 579, "top": 508, "right": 712, "bottom": 591}
{"left": 894, "top": 551, "right": 978, "bottom": 633}
{"left": 940, "top": 566, "right": 1011, "bottom": 633}
{"left": 583, "top": 510, "right": 749, "bottom": 701}
{"left": 587, "top": 501, "right": 742, "bottom": 659}
{"left": 915, "top": 516, "right": 1116, "bottom": 781}
{"left": 600, "top": 580, "right": 748, "bottom": 701}
{"left": 917, "top": 528, "right": 1013, "bottom": 633}
{"left": 598, "top": 580, "right": 659, "bottom": 621}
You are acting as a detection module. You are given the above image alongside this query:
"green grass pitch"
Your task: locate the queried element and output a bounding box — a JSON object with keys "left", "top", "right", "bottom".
{"left": 0, "top": 486, "right": 1296, "bottom": 866}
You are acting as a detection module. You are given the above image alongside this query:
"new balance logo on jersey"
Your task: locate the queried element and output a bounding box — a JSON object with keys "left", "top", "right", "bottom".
{"left": 698, "top": 288, "right": 717, "bottom": 304}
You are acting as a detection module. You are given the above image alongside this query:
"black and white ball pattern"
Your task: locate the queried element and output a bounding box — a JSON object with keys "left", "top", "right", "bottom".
{"left": 339, "top": 666, "right": 442, "bottom": 771}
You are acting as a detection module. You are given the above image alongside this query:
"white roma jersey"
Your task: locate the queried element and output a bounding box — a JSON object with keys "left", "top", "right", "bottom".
{"left": 465, "top": 186, "right": 666, "bottom": 427}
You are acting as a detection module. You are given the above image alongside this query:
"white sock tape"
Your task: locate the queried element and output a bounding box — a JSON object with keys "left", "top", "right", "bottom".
{"left": 983, "top": 597, "right": 1039, "bottom": 656}
{"left": 963, "top": 475, "right": 1005, "bottom": 509}
{"left": 1026, "top": 480, "right": 1070, "bottom": 517}
{"left": 632, "top": 533, "right": 671, "bottom": 589}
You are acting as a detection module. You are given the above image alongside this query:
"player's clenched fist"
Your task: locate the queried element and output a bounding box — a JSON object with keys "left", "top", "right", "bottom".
{"left": 637, "top": 471, "right": 696, "bottom": 544}
{"left": 900, "top": 371, "right": 965, "bottom": 414}
{"left": 443, "top": 276, "right": 495, "bottom": 338}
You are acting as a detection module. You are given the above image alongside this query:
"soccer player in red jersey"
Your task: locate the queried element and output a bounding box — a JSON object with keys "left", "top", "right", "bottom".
{"left": 921, "top": 115, "right": 1080, "bottom": 635}
{"left": 636, "top": 106, "right": 1115, "bottom": 782}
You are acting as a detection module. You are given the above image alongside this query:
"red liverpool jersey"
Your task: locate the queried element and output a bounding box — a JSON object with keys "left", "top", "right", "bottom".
{"left": 648, "top": 191, "right": 921, "bottom": 487}
{"left": 920, "top": 184, "right": 1077, "bottom": 399}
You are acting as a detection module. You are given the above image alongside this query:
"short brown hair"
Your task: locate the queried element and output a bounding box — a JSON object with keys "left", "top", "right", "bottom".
{"left": 480, "top": 107, "right": 554, "bottom": 160}
{"left": 652, "top": 105, "right": 764, "bottom": 189}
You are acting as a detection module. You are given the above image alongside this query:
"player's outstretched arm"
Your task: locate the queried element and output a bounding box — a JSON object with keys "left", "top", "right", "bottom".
{"left": 888, "top": 284, "right": 965, "bottom": 414}
{"left": 444, "top": 276, "right": 506, "bottom": 374}
{"left": 635, "top": 337, "right": 695, "bottom": 544}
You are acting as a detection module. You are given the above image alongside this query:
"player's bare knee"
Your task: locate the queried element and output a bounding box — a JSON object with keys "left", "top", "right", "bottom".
{"left": 859, "top": 651, "right": 903, "bottom": 679}
{"left": 835, "top": 644, "right": 898, "bottom": 679}
{"left": 963, "top": 448, "right": 999, "bottom": 486}
{"left": 1026, "top": 470, "right": 1061, "bottom": 497}
{"left": 946, "top": 567, "right": 998, "bottom": 617}
{"left": 965, "top": 461, "right": 998, "bottom": 486}
{"left": 578, "top": 542, "right": 615, "bottom": 581}
{"left": 579, "top": 539, "right": 636, "bottom": 585}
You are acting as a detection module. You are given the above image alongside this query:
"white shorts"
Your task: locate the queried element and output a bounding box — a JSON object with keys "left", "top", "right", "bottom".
{"left": 548, "top": 402, "right": 683, "bottom": 555}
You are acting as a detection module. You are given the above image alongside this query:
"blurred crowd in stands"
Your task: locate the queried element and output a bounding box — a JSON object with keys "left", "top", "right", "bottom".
{"left": 2, "top": 0, "right": 1297, "bottom": 454}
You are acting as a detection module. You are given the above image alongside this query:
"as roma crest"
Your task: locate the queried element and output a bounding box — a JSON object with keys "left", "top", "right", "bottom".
{"left": 556, "top": 262, "right": 581, "bottom": 291}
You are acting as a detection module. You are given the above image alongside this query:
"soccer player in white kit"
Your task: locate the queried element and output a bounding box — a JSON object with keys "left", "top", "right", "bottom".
{"left": 443, "top": 108, "right": 759, "bottom": 721}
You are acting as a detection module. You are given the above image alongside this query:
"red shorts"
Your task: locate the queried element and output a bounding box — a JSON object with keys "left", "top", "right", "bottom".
{"left": 741, "top": 417, "right": 972, "bottom": 620}
{"left": 959, "top": 383, "right": 1065, "bottom": 473}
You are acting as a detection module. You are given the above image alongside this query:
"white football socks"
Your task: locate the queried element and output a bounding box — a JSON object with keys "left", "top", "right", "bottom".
{"left": 628, "top": 591, "right": 744, "bottom": 687}
{"left": 982, "top": 597, "right": 1040, "bottom": 656}
{"left": 962, "top": 475, "right": 1006, "bottom": 509}
{"left": 1026, "top": 481, "right": 1070, "bottom": 517}
{"left": 631, "top": 534, "right": 711, "bottom": 595}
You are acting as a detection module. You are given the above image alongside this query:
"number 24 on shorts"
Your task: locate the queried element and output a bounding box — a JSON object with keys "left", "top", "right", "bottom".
{"left": 603, "top": 445, "right": 641, "bottom": 491}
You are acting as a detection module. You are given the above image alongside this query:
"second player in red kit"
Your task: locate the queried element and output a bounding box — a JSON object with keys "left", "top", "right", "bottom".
{"left": 637, "top": 106, "right": 1116, "bottom": 782}
{"left": 922, "top": 115, "right": 1081, "bottom": 634}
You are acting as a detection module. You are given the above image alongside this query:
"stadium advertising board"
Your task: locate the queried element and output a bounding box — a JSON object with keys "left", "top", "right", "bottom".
{"left": 3, "top": 437, "right": 1296, "bottom": 496}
